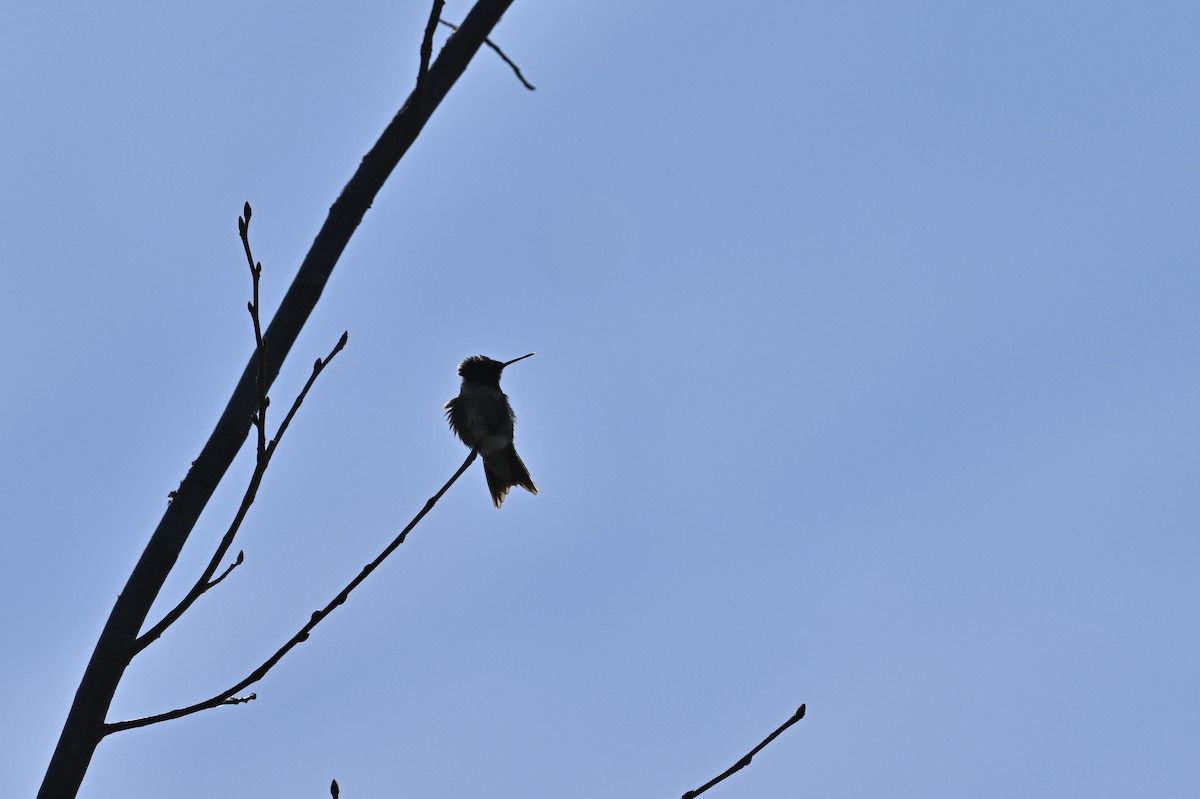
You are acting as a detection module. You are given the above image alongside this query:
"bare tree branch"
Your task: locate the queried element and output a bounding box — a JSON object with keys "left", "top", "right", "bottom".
{"left": 439, "top": 18, "right": 536, "bottom": 90}
{"left": 103, "top": 449, "right": 479, "bottom": 735}
{"left": 415, "top": 1, "right": 446, "bottom": 107}
{"left": 131, "top": 328, "right": 348, "bottom": 655}
{"left": 239, "top": 201, "right": 270, "bottom": 461}
{"left": 39, "top": 2, "right": 520, "bottom": 794}
{"left": 206, "top": 550, "right": 244, "bottom": 590}
{"left": 681, "top": 704, "right": 806, "bottom": 799}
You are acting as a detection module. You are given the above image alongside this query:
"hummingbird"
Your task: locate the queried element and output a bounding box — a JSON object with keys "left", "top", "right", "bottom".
{"left": 444, "top": 353, "right": 538, "bottom": 508}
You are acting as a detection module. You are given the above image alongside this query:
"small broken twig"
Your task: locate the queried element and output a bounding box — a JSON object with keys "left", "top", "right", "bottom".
{"left": 439, "top": 18, "right": 535, "bottom": 90}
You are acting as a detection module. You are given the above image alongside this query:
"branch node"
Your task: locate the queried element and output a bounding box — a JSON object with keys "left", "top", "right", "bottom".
{"left": 205, "top": 551, "right": 245, "bottom": 590}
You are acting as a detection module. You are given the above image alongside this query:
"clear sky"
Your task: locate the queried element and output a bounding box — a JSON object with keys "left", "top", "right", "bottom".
{"left": 3, "top": 1, "right": 1197, "bottom": 797}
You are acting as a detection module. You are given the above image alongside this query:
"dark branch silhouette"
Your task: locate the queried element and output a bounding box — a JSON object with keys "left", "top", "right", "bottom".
{"left": 414, "top": 0, "right": 445, "bottom": 116}
{"left": 104, "top": 449, "right": 478, "bottom": 734}
{"left": 681, "top": 704, "right": 807, "bottom": 799}
{"left": 205, "top": 549, "right": 244, "bottom": 591}
{"left": 132, "top": 316, "right": 348, "bottom": 656}
{"left": 39, "top": 2, "right": 520, "bottom": 795}
{"left": 439, "top": 18, "right": 536, "bottom": 90}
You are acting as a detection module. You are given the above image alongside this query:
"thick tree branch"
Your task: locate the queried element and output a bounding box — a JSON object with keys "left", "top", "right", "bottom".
{"left": 103, "top": 450, "right": 478, "bottom": 735}
{"left": 39, "top": 2, "right": 519, "bottom": 796}
{"left": 681, "top": 704, "right": 806, "bottom": 799}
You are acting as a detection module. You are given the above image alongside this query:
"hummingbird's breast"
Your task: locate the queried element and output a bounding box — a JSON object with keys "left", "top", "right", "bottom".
{"left": 446, "top": 382, "right": 516, "bottom": 455}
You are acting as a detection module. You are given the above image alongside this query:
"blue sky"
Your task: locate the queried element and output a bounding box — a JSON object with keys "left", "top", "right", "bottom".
{"left": 3, "top": 1, "right": 1198, "bottom": 796}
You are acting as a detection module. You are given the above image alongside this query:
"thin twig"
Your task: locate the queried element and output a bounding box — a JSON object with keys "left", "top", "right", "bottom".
{"left": 239, "top": 202, "right": 269, "bottom": 460}
{"left": 206, "top": 550, "right": 244, "bottom": 590}
{"left": 439, "top": 18, "right": 535, "bottom": 90}
{"left": 104, "top": 449, "right": 479, "bottom": 735}
{"left": 414, "top": 0, "right": 446, "bottom": 109}
{"left": 131, "top": 330, "right": 349, "bottom": 655}
{"left": 681, "top": 704, "right": 806, "bottom": 799}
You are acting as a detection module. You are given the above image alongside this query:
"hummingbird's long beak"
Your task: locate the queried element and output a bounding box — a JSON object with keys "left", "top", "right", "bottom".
{"left": 503, "top": 352, "right": 536, "bottom": 367}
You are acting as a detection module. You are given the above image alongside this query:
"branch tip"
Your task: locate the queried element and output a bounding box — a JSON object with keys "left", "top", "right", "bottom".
{"left": 680, "top": 703, "right": 807, "bottom": 799}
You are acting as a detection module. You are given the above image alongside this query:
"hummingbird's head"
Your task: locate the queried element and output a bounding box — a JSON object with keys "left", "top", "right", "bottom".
{"left": 457, "top": 355, "right": 506, "bottom": 386}
{"left": 456, "top": 352, "right": 534, "bottom": 387}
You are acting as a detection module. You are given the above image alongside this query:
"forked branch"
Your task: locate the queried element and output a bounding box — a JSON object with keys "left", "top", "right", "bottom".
{"left": 104, "top": 449, "right": 479, "bottom": 735}
{"left": 132, "top": 204, "right": 347, "bottom": 656}
{"left": 439, "top": 18, "right": 535, "bottom": 90}
{"left": 132, "top": 328, "right": 348, "bottom": 655}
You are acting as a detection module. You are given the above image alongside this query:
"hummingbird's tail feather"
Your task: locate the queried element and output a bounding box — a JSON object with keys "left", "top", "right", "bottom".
{"left": 484, "top": 445, "right": 538, "bottom": 508}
